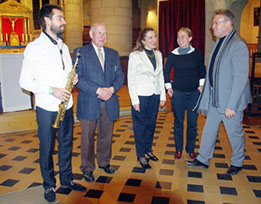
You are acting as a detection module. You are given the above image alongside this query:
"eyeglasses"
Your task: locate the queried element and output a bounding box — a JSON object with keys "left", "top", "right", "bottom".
{"left": 212, "top": 20, "right": 228, "bottom": 26}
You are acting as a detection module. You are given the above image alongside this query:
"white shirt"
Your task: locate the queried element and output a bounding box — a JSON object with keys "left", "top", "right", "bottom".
{"left": 92, "top": 43, "right": 105, "bottom": 61}
{"left": 19, "top": 32, "right": 73, "bottom": 111}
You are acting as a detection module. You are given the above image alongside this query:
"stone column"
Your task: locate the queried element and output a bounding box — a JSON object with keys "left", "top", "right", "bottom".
{"left": 64, "top": 0, "right": 83, "bottom": 53}
{"left": 90, "top": 0, "right": 132, "bottom": 56}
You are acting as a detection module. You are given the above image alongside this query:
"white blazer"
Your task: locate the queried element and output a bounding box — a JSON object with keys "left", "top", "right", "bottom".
{"left": 127, "top": 50, "right": 166, "bottom": 105}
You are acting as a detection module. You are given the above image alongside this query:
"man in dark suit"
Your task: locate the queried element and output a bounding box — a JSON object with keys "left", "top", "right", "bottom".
{"left": 186, "top": 9, "right": 251, "bottom": 176}
{"left": 73, "top": 23, "right": 124, "bottom": 182}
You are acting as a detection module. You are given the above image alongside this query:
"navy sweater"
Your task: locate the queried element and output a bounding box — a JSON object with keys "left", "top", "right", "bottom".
{"left": 164, "top": 49, "right": 206, "bottom": 92}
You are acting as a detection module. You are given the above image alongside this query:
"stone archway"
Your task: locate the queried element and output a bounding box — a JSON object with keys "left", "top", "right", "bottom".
{"left": 230, "top": 0, "right": 248, "bottom": 32}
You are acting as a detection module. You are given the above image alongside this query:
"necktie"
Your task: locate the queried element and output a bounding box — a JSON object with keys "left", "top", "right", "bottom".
{"left": 98, "top": 48, "right": 104, "bottom": 70}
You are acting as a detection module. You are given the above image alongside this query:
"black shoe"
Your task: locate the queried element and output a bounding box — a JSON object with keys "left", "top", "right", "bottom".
{"left": 99, "top": 164, "right": 115, "bottom": 174}
{"left": 44, "top": 188, "right": 56, "bottom": 202}
{"left": 225, "top": 165, "right": 243, "bottom": 176}
{"left": 61, "top": 180, "right": 86, "bottom": 191}
{"left": 83, "top": 171, "right": 95, "bottom": 182}
{"left": 145, "top": 152, "right": 159, "bottom": 161}
{"left": 186, "top": 159, "right": 209, "bottom": 169}
{"left": 137, "top": 157, "right": 151, "bottom": 169}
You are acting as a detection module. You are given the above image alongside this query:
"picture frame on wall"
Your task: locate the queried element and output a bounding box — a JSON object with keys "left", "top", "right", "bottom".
{"left": 254, "top": 7, "right": 260, "bottom": 26}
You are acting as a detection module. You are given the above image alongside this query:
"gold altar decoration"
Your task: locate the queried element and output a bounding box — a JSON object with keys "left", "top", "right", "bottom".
{"left": 0, "top": 0, "right": 32, "bottom": 51}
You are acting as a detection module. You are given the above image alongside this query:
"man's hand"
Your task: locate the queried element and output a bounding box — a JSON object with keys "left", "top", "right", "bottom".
{"left": 225, "top": 108, "right": 235, "bottom": 119}
{"left": 72, "top": 73, "right": 79, "bottom": 85}
{"left": 167, "top": 88, "right": 173, "bottom": 97}
{"left": 160, "top": 100, "right": 166, "bottom": 107}
{"left": 133, "top": 104, "right": 140, "bottom": 112}
{"left": 198, "top": 86, "right": 203, "bottom": 93}
{"left": 52, "top": 88, "right": 71, "bottom": 102}
{"left": 96, "top": 87, "right": 113, "bottom": 101}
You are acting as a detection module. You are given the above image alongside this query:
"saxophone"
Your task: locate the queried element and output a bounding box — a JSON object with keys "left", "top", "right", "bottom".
{"left": 52, "top": 50, "right": 81, "bottom": 128}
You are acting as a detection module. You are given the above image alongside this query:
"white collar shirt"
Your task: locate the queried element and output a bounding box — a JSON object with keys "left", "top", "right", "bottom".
{"left": 19, "top": 32, "right": 73, "bottom": 111}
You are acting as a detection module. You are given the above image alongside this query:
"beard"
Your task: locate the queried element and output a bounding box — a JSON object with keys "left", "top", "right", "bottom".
{"left": 50, "top": 23, "right": 65, "bottom": 35}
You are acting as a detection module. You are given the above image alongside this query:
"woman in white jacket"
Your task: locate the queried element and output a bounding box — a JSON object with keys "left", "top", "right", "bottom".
{"left": 128, "top": 28, "right": 166, "bottom": 169}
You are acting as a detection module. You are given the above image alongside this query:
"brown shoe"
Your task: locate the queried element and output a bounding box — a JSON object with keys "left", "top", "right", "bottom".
{"left": 174, "top": 151, "right": 182, "bottom": 160}
{"left": 188, "top": 153, "right": 197, "bottom": 160}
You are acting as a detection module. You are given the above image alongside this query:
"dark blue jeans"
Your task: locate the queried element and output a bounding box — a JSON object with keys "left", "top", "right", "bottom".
{"left": 132, "top": 95, "right": 160, "bottom": 158}
{"left": 171, "top": 90, "right": 200, "bottom": 153}
{"left": 36, "top": 106, "right": 74, "bottom": 190}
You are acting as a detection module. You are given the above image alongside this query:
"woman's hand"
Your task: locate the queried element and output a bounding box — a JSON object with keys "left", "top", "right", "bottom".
{"left": 167, "top": 88, "right": 173, "bottom": 97}
{"left": 133, "top": 104, "right": 140, "bottom": 112}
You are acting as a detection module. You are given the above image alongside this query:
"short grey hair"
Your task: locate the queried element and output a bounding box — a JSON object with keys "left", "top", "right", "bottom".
{"left": 90, "top": 23, "right": 106, "bottom": 32}
{"left": 213, "top": 9, "right": 235, "bottom": 26}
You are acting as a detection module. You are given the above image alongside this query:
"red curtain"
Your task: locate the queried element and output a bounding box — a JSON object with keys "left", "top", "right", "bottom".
{"left": 2, "top": 17, "right": 24, "bottom": 42}
{"left": 159, "top": 0, "right": 205, "bottom": 59}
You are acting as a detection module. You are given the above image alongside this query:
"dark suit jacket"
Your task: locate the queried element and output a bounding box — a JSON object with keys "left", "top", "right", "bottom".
{"left": 73, "top": 44, "right": 124, "bottom": 121}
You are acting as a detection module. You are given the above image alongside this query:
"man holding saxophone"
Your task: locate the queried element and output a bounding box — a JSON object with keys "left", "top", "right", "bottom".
{"left": 19, "top": 4, "right": 86, "bottom": 203}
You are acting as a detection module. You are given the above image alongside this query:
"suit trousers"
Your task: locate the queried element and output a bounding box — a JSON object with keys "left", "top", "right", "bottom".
{"left": 132, "top": 94, "right": 160, "bottom": 158}
{"left": 197, "top": 104, "right": 245, "bottom": 167}
{"left": 80, "top": 102, "right": 113, "bottom": 172}
{"left": 36, "top": 106, "right": 74, "bottom": 190}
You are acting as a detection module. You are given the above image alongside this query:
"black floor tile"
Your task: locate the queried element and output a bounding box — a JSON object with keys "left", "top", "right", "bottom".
{"left": 116, "top": 129, "right": 125, "bottom": 132}
{"left": 0, "top": 165, "right": 12, "bottom": 171}
{"left": 132, "top": 167, "right": 146, "bottom": 173}
{"left": 111, "top": 165, "right": 120, "bottom": 171}
{"left": 214, "top": 146, "right": 222, "bottom": 150}
{"left": 220, "top": 187, "right": 237, "bottom": 195}
{"left": 8, "top": 146, "right": 21, "bottom": 151}
{"left": 125, "top": 178, "right": 142, "bottom": 187}
{"left": 165, "top": 151, "right": 175, "bottom": 155}
{"left": 187, "top": 200, "right": 205, "bottom": 204}
{"left": 34, "top": 158, "right": 40, "bottom": 163}
{"left": 12, "top": 156, "right": 27, "bottom": 161}
{"left": 21, "top": 140, "right": 33, "bottom": 144}
{"left": 215, "top": 163, "right": 229, "bottom": 168}
{"left": 213, "top": 153, "right": 226, "bottom": 158}
{"left": 113, "top": 134, "right": 121, "bottom": 137}
{"left": 27, "top": 148, "right": 39, "bottom": 153}
{"left": 252, "top": 142, "right": 261, "bottom": 145}
{"left": 247, "top": 176, "right": 261, "bottom": 183}
{"left": 166, "top": 143, "right": 175, "bottom": 147}
{"left": 96, "top": 176, "right": 113, "bottom": 183}
{"left": 125, "top": 141, "right": 135, "bottom": 145}
{"left": 244, "top": 155, "right": 251, "bottom": 160}
{"left": 253, "top": 189, "right": 261, "bottom": 198}
{"left": 73, "top": 173, "right": 83, "bottom": 180}
{"left": 0, "top": 179, "right": 19, "bottom": 187}
{"left": 154, "top": 130, "right": 161, "bottom": 134}
{"left": 27, "top": 182, "right": 42, "bottom": 188}
{"left": 56, "top": 187, "right": 72, "bottom": 195}
{"left": 112, "top": 155, "right": 126, "bottom": 161}
{"left": 243, "top": 164, "right": 257, "bottom": 170}
{"left": 0, "top": 154, "right": 7, "bottom": 159}
{"left": 249, "top": 136, "right": 259, "bottom": 139}
{"left": 245, "top": 130, "right": 255, "bottom": 134}
{"left": 19, "top": 167, "right": 35, "bottom": 174}
{"left": 217, "top": 173, "right": 232, "bottom": 181}
{"left": 85, "top": 189, "right": 103, "bottom": 198}
{"left": 187, "top": 184, "right": 204, "bottom": 193}
{"left": 151, "top": 196, "right": 169, "bottom": 204}
{"left": 155, "top": 181, "right": 172, "bottom": 190}
{"left": 159, "top": 169, "right": 174, "bottom": 176}
{"left": 188, "top": 171, "right": 202, "bottom": 178}
{"left": 119, "top": 147, "right": 131, "bottom": 152}
{"left": 4, "top": 138, "right": 16, "bottom": 142}
{"left": 117, "top": 193, "right": 136, "bottom": 202}
{"left": 168, "top": 137, "right": 174, "bottom": 140}
{"left": 71, "top": 152, "right": 80, "bottom": 157}
{"left": 153, "top": 136, "right": 159, "bottom": 140}
{"left": 162, "top": 159, "right": 175, "bottom": 165}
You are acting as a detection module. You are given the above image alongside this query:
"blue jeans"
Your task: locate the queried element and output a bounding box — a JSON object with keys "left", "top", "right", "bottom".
{"left": 36, "top": 106, "right": 74, "bottom": 190}
{"left": 132, "top": 95, "right": 160, "bottom": 157}
{"left": 171, "top": 90, "right": 200, "bottom": 153}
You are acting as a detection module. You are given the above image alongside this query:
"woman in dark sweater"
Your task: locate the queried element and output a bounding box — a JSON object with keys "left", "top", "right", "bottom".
{"left": 163, "top": 27, "right": 206, "bottom": 160}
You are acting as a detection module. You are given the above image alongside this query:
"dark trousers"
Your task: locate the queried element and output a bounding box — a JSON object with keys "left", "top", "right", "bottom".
{"left": 80, "top": 102, "right": 113, "bottom": 172}
{"left": 36, "top": 106, "right": 73, "bottom": 190}
{"left": 171, "top": 90, "right": 199, "bottom": 153}
{"left": 132, "top": 94, "right": 160, "bottom": 158}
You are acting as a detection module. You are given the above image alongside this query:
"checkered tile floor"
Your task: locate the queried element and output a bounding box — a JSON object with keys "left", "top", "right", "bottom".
{"left": 0, "top": 111, "right": 261, "bottom": 203}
